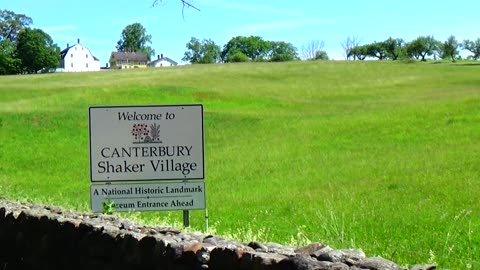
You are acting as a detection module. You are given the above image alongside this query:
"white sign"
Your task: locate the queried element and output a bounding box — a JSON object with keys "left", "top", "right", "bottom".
{"left": 89, "top": 105, "right": 204, "bottom": 182}
{"left": 90, "top": 181, "right": 206, "bottom": 212}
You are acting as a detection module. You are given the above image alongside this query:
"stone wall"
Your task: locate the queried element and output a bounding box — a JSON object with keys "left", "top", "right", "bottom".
{"left": 0, "top": 199, "right": 434, "bottom": 270}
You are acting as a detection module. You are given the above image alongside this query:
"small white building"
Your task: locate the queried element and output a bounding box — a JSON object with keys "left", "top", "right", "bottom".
{"left": 59, "top": 39, "right": 100, "bottom": 72}
{"left": 148, "top": 54, "right": 178, "bottom": 68}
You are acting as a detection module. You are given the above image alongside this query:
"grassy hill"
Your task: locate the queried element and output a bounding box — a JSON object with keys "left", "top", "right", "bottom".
{"left": 1, "top": 61, "right": 479, "bottom": 269}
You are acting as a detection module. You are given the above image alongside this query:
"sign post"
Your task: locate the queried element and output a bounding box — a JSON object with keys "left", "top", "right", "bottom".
{"left": 89, "top": 104, "right": 205, "bottom": 227}
{"left": 183, "top": 210, "right": 190, "bottom": 227}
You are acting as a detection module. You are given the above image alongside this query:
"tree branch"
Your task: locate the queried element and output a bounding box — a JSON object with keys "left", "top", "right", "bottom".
{"left": 152, "top": 0, "right": 199, "bottom": 20}
{"left": 152, "top": 0, "right": 200, "bottom": 11}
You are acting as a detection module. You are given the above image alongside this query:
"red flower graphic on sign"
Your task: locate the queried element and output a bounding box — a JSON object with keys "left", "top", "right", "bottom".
{"left": 132, "top": 123, "right": 149, "bottom": 143}
{"left": 132, "top": 123, "right": 162, "bottom": 144}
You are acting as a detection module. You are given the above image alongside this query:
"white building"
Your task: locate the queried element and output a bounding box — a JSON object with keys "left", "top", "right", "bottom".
{"left": 148, "top": 54, "right": 178, "bottom": 68}
{"left": 59, "top": 39, "right": 100, "bottom": 72}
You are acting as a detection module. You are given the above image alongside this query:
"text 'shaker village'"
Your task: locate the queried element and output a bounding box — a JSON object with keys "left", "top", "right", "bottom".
{"left": 89, "top": 105, "right": 204, "bottom": 182}
{"left": 97, "top": 146, "right": 197, "bottom": 175}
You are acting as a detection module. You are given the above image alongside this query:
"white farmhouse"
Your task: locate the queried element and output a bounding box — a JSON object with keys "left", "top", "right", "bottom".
{"left": 148, "top": 54, "right": 178, "bottom": 68}
{"left": 59, "top": 39, "right": 100, "bottom": 72}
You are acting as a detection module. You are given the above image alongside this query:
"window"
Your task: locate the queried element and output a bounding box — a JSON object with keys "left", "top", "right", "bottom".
{"left": 71, "top": 54, "right": 73, "bottom": 58}
{"left": 75, "top": 47, "right": 77, "bottom": 50}
{"left": 86, "top": 63, "right": 88, "bottom": 68}
{"left": 86, "top": 54, "right": 88, "bottom": 58}
{"left": 71, "top": 63, "right": 73, "bottom": 68}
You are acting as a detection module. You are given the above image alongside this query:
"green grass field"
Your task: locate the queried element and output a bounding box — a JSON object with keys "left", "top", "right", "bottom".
{"left": 1, "top": 61, "right": 479, "bottom": 269}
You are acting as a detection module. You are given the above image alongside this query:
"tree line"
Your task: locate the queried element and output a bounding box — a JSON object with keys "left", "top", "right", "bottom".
{"left": 182, "top": 36, "right": 304, "bottom": 64}
{"left": 343, "top": 35, "right": 480, "bottom": 62}
{"left": 2, "top": 7, "right": 480, "bottom": 74}
{"left": 0, "top": 10, "right": 60, "bottom": 75}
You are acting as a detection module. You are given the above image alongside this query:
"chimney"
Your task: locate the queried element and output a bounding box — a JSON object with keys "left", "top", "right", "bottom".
{"left": 157, "top": 55, "right": 160, "bottom": 60}
{"left": 77, "top": 38, "right": 80, "bottom": 44}
{"left": 67, "top": 43, "right": 69, "bottom": 48}
{"left": 161, "top": 53, "right": 163, "bottom": 59}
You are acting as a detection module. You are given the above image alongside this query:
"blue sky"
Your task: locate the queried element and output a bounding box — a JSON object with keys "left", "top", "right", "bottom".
{"left": 4, "top": 0, "right": 479, "bottom": 65}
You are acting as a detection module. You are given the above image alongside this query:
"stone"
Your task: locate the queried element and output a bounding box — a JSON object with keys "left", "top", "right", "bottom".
{"left": 196, "top": 248, "right": 210, "bottom": 264}
{"left": 409, "top": 264, "right": 437, "bottom": 270}
{"left": 0, "top": 207, "right": 6, "bottom": 220}
{"left": 264, "top": 242, "right": 296, "bottom": 256}
{"left": 203, "top": 235, "right": 222, "bottom": 245}
{"left": 183, "top": 241, "right": 203, "bottom": 253}
{"left": 248, "top": 241, "right": 268, "bottom": 251}
{"left": 251, "top": 251, "right": 287, "bottom": 268}
{"left": 279, "top": 254, "right": 346, "bottom": 270}
{"left": 209, "top": 247, "right": 242, "bottom": 270}
{"left": 312, "top": 246, "right": 334, "bottom": 260}
{"left": 294, "top": 242, "right": 327, "bottom": 256}
{"left": 354, "top": 257, "right": 405, "bottom": 270}
{"left": 315, "top": 248, "right": 365, "bottom": 265}
{"left": 339, "top": 249, "right": 366, "bottom": 265}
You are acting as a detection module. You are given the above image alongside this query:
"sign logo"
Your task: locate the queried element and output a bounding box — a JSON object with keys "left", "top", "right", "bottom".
{"left": 132, "top": 123, "right": 162, "bottom": 144}
{"left": 89, "top": 105, "right": 204, "bottom": 182}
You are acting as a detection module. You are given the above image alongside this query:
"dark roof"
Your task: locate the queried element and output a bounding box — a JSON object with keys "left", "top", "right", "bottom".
{"left": 149, "top": 56, "right": 178, "bottom": 65}
{"left": 60, "top": 43, "right": 100, "bottom": 61}
{"left": 60, "top": 45, "right": 74, "bottom": 59}
{"left": 110, "top": 51, "right": 148, "bottom": 62}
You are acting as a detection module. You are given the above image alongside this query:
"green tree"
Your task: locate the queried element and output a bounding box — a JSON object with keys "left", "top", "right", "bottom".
{"left": 226, "top": 51, "right": 249, "bottom": 63}
{"left": 366, "top": 41, "right": 388, "bottom": 60}
{"left": 462, "top": 38, "right": 480, "bottom": 60}
{"left": 15, "top": 28, "right": 60, "bottom": 73}
{"left": 0, "top": 9, "right": 32, "bottom": 75}
{"left": 406, "top": 35, "right": 438, "bottom": 61}
{"left": 182, "top": 37, "right": 221, "bottom": 64}
{"left": 182, "top": 37, "right": 201, "bottom": 63}
{"left": 0, "top": 9, "right": 33, "bottom": 42}
{"left": 222, "top": 36, "right": 271, "bottom": 62}
{"left": 383, "top": 37, "right": 404, "bottom": 60}
{"left": 438, "top": 35, "right": 459, "bottom": 62}
{"left": 116, "top": 23, "right": 155, "bottom": 60}
{"left": 314, "top": 50, "right": 329, "bottom": 60}
{"left": 0, "top": 39, "right": 21, "bottom": 74}
{"left": 348, "top": 45, "right": 368, "bottom": 60}
{"left": 269, "top": 41, "right": 298, "bottom": 62}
